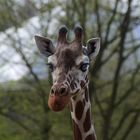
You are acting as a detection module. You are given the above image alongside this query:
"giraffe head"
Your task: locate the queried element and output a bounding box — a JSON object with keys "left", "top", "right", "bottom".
{"left": 35, "top": 26, "right": 100, "bottom": 112}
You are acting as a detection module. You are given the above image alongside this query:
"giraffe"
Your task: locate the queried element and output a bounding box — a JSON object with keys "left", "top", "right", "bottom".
{"left": 34, "top": 25, "right": 100, "bottom": 140}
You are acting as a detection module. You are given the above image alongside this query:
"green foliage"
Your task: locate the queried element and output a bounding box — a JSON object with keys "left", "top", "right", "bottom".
{"left": 0, "top": 0, "right": 36, "bottom": 31}
{"left": 0, "top": 80, "right": 72, "bottom": 140}
{"left": 0, "top": 0, "right": 140, "bottom": 140}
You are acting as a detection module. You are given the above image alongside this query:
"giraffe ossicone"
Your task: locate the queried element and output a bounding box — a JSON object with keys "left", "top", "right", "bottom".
{"left": 35, "top": 25, "right": 100, "bottom": 140}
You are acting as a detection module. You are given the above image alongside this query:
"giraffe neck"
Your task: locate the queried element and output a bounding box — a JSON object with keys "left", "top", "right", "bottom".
{"left": 70, "top": 86, "right": 97, "bottom": 140}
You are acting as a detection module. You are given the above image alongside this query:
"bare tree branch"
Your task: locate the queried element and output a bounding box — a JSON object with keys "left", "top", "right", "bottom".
{"left": 95, "top": 0, "right": 102, "bottom": 38}
{"left": 110, "top": 108, "right": 140, "bottom": 139}
{"left": 102, "top": 1, "right": 133, "bottom": 139}
{"left": 120, "top": 111, "right": 140, "bottom": 140}
{"left": 115, "top": 63, "right": 140, "bottom": 107}
{"left": 0, "top": 110, "right": 33, "bottom": 132}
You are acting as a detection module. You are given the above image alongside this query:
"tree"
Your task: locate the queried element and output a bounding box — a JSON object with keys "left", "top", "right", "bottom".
{"left": 0, "top": 0, "right": 140, "bottom": 140}
{"left": 60, "top": 0, "right": 140, "bottom": 139}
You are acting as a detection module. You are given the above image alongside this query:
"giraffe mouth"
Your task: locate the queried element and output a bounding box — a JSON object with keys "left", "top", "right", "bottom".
{"left": 48, "top": 94, "right": 70, "bottom": 112}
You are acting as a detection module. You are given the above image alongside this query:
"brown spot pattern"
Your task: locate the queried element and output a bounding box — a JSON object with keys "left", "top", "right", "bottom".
{"left": 77, "top": 79, "right": 79, "bottom": 83}
{"left": 83, "top": 109, "right": 91, "bottom": 132}
{"left": 74, "top": 89, "right": 80, "bottom": 94}
{"left": 72, "top": 120, "right": 82, "bottom": 140}
{"left": 65, "top": 81, "right": 69, "bottom": 86}
{"left": 71, "top": 82, "right": 75, "bottom": 90}
{"left": 69, "top": 74, "right": 72, "bottom": 79}
{"left": 74, "top": 82, "right": 77, "bottom": 88}
{"left": 80, "top": 80, "right": 85, "bottom": 88}
{"left": 75, "top": 101, "right": 84, "bottom": 120}
{"left": 72, "top": 95, "right": 77, "bottom": 100}
{"left": 85, "top": 87, "right": 89, "bottom": 102}
{"left": 83, "top": 99, "right": 86, "bottom": 106}
{"left": 85, "top": 75, "right": 88, "bottom": 82}
{"left": 85, "top": 134, "right": 96, "bottom": 140}
{"left": 67, "top": 77, "right": 70, "bottom": 84}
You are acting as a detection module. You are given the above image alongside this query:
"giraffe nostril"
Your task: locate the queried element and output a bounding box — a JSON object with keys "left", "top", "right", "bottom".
{"left": 59, "top": 87, "right": 67, "bottom": 96}
{"left": 50, "top": 88, "right": 55, "bottom": 96}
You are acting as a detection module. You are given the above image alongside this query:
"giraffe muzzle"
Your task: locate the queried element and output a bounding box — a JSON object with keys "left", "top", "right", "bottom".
{"left": 48, "top": 84, "right": 70, "bottom": 112}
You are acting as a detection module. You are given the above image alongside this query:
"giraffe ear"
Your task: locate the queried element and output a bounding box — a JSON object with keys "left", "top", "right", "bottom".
{"left": 34, "top": 35, "right": 55, "bottom": 57}
{"left": 86, "top": 38, "right": 100, "bottom": 60}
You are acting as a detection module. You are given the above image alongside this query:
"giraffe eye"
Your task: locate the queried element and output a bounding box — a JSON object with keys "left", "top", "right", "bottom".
{"left": 47, "top": 63, "right": 54, "bottom": 72}
{"left": 80, "top": 63, "right": 89, "bottom": 72}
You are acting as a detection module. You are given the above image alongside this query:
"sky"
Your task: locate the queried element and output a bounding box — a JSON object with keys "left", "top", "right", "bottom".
{"left": 0, "top": 4, "right": 65, "bottom": 82}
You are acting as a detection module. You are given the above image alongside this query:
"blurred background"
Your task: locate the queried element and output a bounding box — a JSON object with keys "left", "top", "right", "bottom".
{"left": 0, "top": 0, "right": 140, "bottom": 140}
